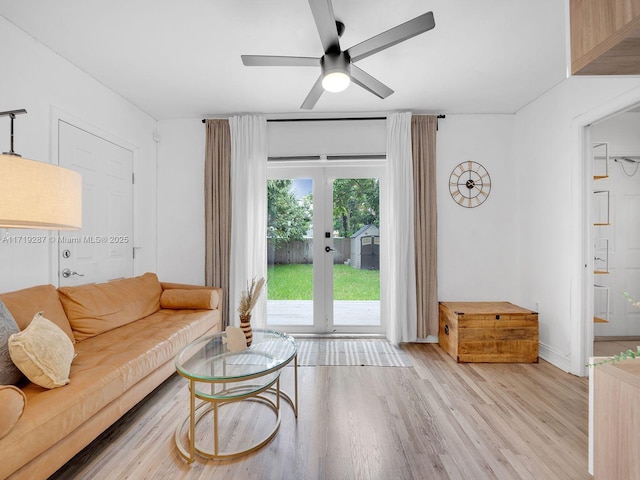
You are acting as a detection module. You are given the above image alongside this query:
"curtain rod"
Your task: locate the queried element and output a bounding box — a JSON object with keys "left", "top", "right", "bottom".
{"left": 201, "top": 115, "right": 445, "bottom": 123}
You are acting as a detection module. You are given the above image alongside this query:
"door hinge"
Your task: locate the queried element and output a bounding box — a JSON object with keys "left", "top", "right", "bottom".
{"left": 132, "top": 172, "right": 135, "bottom": 184}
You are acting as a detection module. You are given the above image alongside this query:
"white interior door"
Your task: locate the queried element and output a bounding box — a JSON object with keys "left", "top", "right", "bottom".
{"left": 58, "top": 121, "right": 134, "bottom": 286}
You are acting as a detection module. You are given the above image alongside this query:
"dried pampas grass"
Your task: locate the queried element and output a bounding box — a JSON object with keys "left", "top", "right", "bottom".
{"left": 238, "top": 277, "right": 265, "bottom": 319}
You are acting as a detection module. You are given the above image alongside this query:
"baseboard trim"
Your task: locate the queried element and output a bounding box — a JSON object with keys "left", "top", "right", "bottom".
{"left": 595, "top": 336, "right": 640, "bottom": 342}
{"left": 539, "top": 342, "right": 572, "bottom": 373}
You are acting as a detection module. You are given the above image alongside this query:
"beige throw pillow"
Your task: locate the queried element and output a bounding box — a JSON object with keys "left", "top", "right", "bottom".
{"left": 8, "top": 312, "right": 75, "bottom": 389}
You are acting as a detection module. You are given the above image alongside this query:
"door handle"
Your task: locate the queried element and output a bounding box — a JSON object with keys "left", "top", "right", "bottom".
{"left": 62, "top": 268, "right": 85, "bottom": 278}
{"left": 325, "top": 246, "right": 336, "bottom": 253}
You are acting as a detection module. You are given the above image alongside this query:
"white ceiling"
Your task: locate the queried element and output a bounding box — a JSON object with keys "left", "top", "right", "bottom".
{"left": 0, "top": 0, "right": 569, "bottom": 120}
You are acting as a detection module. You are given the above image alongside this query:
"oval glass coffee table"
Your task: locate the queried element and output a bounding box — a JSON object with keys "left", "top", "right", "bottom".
{"left": 174, "top": 329, "right": 297, "bottom": 463}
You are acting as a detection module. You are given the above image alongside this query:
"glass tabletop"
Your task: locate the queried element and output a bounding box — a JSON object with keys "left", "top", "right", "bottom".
{"left": 175, "top": 329, "right": 297, "bottom": 382}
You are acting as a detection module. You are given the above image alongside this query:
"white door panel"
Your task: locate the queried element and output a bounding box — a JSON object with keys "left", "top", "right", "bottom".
{"left": 58, "top": 121, "right": 133, "bottom": 286}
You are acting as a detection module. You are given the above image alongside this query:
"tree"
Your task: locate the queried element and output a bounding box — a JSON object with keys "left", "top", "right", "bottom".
{"left": 333, "top": 178, "right": 379, "bottom": 237}
{"left": 267, "top": 180, "right": 312, "bottom": 244}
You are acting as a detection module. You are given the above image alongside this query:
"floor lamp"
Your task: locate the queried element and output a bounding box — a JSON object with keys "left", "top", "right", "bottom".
{"left": 0, "top": 109, "right": 82, "bottom": 230}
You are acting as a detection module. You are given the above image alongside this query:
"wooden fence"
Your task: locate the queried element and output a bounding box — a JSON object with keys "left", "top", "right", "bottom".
{"left": 268, "top": 238, "right": 350, "bottom": 265}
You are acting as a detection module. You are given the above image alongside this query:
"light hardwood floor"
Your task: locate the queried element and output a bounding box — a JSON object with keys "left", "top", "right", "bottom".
{"left": 50, "top": 343, "right": 591, "bottom": 480}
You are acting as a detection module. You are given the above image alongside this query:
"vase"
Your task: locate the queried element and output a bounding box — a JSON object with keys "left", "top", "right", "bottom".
{"left": 239, "top": 315, "right": 253, "bottom": 347}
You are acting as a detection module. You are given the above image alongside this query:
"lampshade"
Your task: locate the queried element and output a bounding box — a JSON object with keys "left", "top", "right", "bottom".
{"left": 0, "top": 154, "right": 82, "bottom": 230}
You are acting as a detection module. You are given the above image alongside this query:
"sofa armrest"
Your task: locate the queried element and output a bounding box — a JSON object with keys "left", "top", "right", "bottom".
{"left": 159, "top": 284, "right": 222, "bottom": 311}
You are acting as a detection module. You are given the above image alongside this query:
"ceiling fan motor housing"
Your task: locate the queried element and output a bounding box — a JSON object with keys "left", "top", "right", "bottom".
{"left": 321, "top": 51, "right": 351, "bottom": 77}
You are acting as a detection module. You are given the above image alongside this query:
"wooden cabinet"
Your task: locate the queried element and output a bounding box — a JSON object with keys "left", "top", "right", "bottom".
{"left": 438, "top": 302, "right": 538, "bottom": 363}
{"left": 592, "top": 360, "right": 640, "bottom": 479}
{"left": 571, "top": 0, "right": 640, "bottom": 75}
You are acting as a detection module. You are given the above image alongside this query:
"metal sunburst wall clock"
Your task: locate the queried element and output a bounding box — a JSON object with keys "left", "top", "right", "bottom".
{"left": 449, "top": 161, "right": 491, "bottom": 208}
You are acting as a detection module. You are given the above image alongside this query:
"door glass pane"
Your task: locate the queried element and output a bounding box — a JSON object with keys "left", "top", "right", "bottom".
{"left": 332, "top": 178, "right": 381, "bottom": 327}
{"left": 266, "top": 179, "right": 314, "bottom": 326}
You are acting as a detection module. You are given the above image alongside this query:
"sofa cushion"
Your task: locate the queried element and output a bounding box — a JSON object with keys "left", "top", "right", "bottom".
{"left": 0, "top": 300, "right": 23, "bottom": 385}
{"left": 160, "top": 288, "right": 219, "bottom": 310}
{"left": 8, "top": 313, "right": 75, "bottom": 389}
{"left": 58, "top": 272, "right": 163, "bottom": 342}
{"left": 0, "top": 385, "right": 26, "bottom": 440}
{"left": 0, "top": 284, "right": 75, "bottom": 343}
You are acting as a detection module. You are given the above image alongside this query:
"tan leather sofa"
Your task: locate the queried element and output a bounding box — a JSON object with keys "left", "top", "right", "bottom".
{"left": 0, "top": 273, "right": 221, "bottom": 480}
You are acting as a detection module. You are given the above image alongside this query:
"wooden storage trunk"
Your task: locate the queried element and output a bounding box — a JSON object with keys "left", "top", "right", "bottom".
{"left": 439, "top": 302, "right": 538, "bottom": 363}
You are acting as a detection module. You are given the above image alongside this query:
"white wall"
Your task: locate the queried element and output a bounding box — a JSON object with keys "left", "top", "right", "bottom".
{"left": 0, "top": 17, "right": 158, "bottom": 293}
{"left": 156, "top": 119, "right": 206, "bottom": 284}
{"left": 513, "top": 76, "right": 640, "bottom": 374}
{"left": 267, "top": 119, "right": 386, "bottom": 157}
{"left": 436, "top": 115, "right": 518, "bottom": 302}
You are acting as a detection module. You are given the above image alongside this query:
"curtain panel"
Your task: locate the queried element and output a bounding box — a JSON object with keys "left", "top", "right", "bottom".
{"left": 229, "top": 115, "right": 268, "bottom": 328}
{"left": 383, "top": 112, "right": 418, "bottom": 344}
{"left": 204, "top": 119, "right": 231, "bottom": 328}
{"left": 411, "top": 115, "right": 439, "bottom": 339}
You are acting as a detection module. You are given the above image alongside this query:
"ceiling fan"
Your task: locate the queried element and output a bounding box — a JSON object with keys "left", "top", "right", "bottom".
{"left": 241, "top": 0, "right": 435, "bottom": 109}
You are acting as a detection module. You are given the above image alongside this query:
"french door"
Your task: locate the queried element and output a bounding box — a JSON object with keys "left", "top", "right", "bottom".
{"left": 266, "top": 163, "right": 384, "bottom": 334}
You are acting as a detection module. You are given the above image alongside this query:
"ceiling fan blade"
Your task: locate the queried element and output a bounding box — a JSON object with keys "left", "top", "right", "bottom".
{"left": 346, "top": 12, "right": 435, "bottom": 63}
{"left": 308, "top": 0, "right": 341, "bottom": 53}
{"left": 301, "top": 75, "right": 325, "bottom": 110}
{"left": 241, "top": 55, "right": 320, "bottom": 67}
{"left": 350, "top": 65, "right": 394, "bottom": 99}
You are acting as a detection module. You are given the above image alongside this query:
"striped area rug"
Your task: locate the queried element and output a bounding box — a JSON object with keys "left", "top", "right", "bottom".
{"left": 295, "top": 339, "right": 412, "bottom": 367}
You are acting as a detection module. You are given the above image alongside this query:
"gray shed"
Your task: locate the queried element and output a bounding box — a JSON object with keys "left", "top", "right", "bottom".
{"left": 350, "top": 225, "right": 380, "bottom": 270}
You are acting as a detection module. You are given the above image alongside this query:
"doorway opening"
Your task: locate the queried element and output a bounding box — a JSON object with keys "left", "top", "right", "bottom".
{"left": 266, "top": 162, "right": 384, "bottom": 335}
{"left": 588, "top": 109, "right": 640, "bottom": 358}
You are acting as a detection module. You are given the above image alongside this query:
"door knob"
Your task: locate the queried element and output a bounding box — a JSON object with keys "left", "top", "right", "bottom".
{"left": 62, "top": 268, "right": 85, "bottom": 278}
{"left": 325, "top": 246, "right": 336, "bottom": 253}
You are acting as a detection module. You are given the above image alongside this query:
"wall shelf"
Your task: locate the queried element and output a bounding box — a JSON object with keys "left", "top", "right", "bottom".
{"left": 594, "top": 238, "right": 609, "bottom": 273}
{"left": 594, "top": 285, "right": 610, "bottom": 325}
{"left": 593, "top": 143, "right": 609, "bottom": 178}
{"left": 593, "top": 190, "right": 611, "bottom": 226}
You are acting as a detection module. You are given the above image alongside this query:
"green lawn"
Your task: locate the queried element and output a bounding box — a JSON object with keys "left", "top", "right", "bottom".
{"left": 267, "top": 264, "right": 380, "bottom": 300}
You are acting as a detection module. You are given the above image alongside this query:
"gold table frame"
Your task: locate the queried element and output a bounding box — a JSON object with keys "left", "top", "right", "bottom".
{"left": 174, "top": 331, "right": 298, "bottom": 463}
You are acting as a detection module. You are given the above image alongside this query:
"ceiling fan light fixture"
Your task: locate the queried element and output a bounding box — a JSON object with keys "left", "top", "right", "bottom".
{"left": 322, "top": 71, "right": 350, "bottom": 92}
{"left": 320, "top": 51, "right": 351, "bottom": 93}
